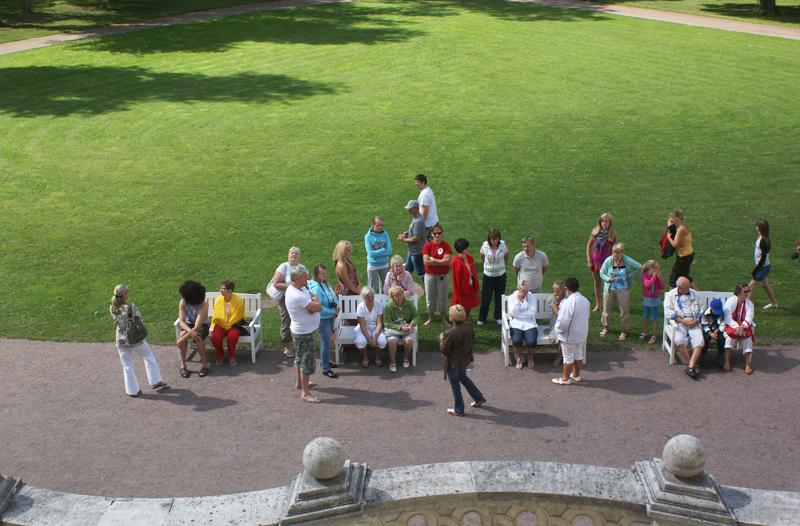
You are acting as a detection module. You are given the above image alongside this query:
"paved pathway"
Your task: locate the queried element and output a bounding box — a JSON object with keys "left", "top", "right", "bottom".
{"left": 1, "top": 0, "right": 798, "bottom": 56}
{"left": 1, "top": 338, "right": 798, "bottom": 499}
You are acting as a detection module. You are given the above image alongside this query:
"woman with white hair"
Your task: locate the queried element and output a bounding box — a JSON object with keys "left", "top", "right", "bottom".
{"left": 723, "top": 283, "right": 755, "bottom": 374}
{"left": 354, "top": 286, "right": 387, "bottom": 368}
{"left": 270, "top": 247, "right": 303, "bottom": 357}
{"left": 383, "top": 254, "right": 416, "bottom": 299}
{"left": 507, "top": 279, "right": 538, "bottom": 370}
{"left": 110, "top": 284, "right": 167, "bottom": 397}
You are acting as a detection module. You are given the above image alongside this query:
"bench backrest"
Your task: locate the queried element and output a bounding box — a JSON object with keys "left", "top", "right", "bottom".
{"left": 501, "top": 293, "right": 553, "bottom": 326}
{"left": 206, "top": 292, "right": 262, "bottom": 320}
{"left": 338, "top": 294, "right": 419, "bottom": 320}
{"left": 689, "top": 291, "right": 733, "bottom": 312}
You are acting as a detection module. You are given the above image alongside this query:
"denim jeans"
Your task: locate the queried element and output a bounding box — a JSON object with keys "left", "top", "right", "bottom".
{"left": 405, "top": 253, "right": 425, "bottom": 278}
{"left": 510, "top": 327, "right": 538, "bottom": 349}
{"left": 446, "top": 366, "right": 484, "bottom": 415}
{"left": 317, "top": 316, "right": 335, "bottom": 372}
{"left": 479, "top": 273, "right": 506, "bottom": 322}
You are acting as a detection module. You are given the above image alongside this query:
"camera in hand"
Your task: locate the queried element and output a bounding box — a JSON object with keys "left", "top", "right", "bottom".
{"left": 791, "top": 252, "right": 799, "bottom": 260}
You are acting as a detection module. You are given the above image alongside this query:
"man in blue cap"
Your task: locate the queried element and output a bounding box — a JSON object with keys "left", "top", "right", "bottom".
{"left": 700, "top": 298, "right": 726, "bottom": 368}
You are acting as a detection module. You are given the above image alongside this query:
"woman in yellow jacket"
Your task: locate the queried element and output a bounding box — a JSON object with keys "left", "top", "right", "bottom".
{"left": 210, "top": 280, "right": 247, "bottom": 366}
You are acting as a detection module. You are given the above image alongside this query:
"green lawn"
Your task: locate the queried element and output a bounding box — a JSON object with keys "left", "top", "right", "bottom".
{"left": 1, "top": 0, "right": 799, "bottom": 355}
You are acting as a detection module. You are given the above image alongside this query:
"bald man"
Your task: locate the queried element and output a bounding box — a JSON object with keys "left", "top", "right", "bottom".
{"left": 664, "top": 277, "right": 704, "bottom": 379}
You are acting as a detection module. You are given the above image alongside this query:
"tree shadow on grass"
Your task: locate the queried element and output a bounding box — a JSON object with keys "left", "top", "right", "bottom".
{"left": 0, "top": 66, "right": 342, "bottom": 117}
{"left": 700, "top": 2, "right": 800, "bottom": 22}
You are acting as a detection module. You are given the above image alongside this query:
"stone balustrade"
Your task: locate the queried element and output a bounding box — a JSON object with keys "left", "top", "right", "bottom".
{"left": 1, "top": 436, "right": 798, "bottom": 526}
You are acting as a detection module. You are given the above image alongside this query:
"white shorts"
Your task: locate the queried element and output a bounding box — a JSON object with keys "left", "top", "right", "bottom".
{"left": 354, "top": 327, "right": 387, "bottom": 349}
{"left": 560, "top": 341, "right": 584, "bottom": 365}
{"left": 674, "top": 324, "right": 704, "bottom": 350}
{"left": 724, "top": 334, "right": 753, "bottom": 354}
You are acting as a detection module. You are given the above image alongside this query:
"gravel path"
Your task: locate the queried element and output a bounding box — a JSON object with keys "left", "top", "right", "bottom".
{"left": 1, "top": 0, "right": 798, "bottom": 56}
{"left": 1, "top": 338, "right": 798, "bottom": 498}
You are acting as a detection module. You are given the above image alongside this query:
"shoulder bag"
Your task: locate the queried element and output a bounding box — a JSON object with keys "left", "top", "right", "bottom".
{"left": 126, "top": 304, "right": 148, "bottom": 345}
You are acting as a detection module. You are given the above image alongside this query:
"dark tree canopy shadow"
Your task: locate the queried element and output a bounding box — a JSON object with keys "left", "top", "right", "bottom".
{"left": 0, "top": 66, "right": 342, "bottom": 117}
{"left": 72, "top": 0, "right": 610, "bottom": 55}
{"left": 700, "top": 2, "right": 800, "bottom": 21}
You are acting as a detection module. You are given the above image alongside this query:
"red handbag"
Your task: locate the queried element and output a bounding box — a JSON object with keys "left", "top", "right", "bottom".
{"left": 724, "top": 325, "right": 752, "bottom": 339}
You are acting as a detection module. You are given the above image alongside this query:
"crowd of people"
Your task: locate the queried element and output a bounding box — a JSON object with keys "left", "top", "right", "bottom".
{"left": 109, "top": 174, "right": 776, "bottom": 410}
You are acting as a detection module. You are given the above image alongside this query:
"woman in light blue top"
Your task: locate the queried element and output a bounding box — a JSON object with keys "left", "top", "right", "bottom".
{"left": 599, "top": 243, "right": 642, "bottom": 341}
{"left": 309, "top": 264, "right": 340, "bottom": 377}
{"left": 365, "top": 216, "right": 392, "bottom": 294}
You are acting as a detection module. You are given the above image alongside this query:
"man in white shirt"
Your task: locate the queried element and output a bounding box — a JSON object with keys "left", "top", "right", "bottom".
{"left": 552, "top": 277, "right": 590, "bottom": 385}
{"left": 664, "top": 277, "right": 704, "bottom": 379}
{"left": 513, "top": 236, "right": 548, "bottom": 293}
{"left": 415, "top": 174, "right": 438, "bottom": 241}
{"left": 285, "top": 266, "right": 323, "bottom": 402}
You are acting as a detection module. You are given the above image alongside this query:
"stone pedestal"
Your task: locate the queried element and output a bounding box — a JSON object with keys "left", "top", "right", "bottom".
{"left": 634, "top": 458, "right": 735, "bottom": 526}
{"left": 0, "top": 476, "right": 22, "bottom": 518}
{"left": 280, "top": 460, "right": 368, "bottom": 525}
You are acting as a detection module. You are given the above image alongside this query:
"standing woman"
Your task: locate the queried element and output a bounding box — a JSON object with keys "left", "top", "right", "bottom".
{"left": 748, "top": 219, "right": 777, "bottom": 309}
{"left": 478, "top": 228, "right": 509, "bottom": 326}
{"left": 586, "top": 213, "right": 616, "bottom": 312}
{"left": 666, "top": 210, "right": 697, "bottom": 290}
{"left": 440, "top": 304, "right": 486, "bottom": 417}
{"left": 334, "top": 240, "right": 363, "bottom": 297}
{"left": 309, "top": 264, "right": 340, "bottom": 378}
{"left": 451, "top": 238, "right": 481, "bottom": 319}
{"left": 599, "top": 243, "right": 642, "bottom": 341}
{"left": 365, "top": 216, "right": 392, "bottom": 294}
{"left": 270, "top": 247, "right": 302, "bottom": 357}
{"left": 110, "top": 284, "right": 167, "bottom": 397}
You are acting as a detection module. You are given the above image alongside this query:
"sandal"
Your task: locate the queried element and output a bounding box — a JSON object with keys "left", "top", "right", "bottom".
{"left": 746, "top": 365, "right": 753, "bottom": 375}
{"left": 151, "top": 381, "right": 168, "bottom": 390}
{"left": 648, "top": 335, "right": 657, "bottom": 344}
{"left": 618, "top": 332, "right": 627, "bottom": 341}
{"left": 284, "top": 349, "right": 295, "bottom": 357}
{"left": 199, "top": 367, "right": 209, "bottom": 377}
{"left": 515, "top": 357, "right": 524, "bottom": 370}
{"left": 375, "top": 359, "right": 383, "bottom": 367}
{"left": 180, "top": 367, "right": 190, "bottom": 378}
{"left": 361, "top": 360, "right": 369, "bottom": 368}
{"left": 599, "top": 329, "right": 608, "bottom": 337}
{"left": 638, "top": 333, "right": 646, "bottom": 340}
{"left": 724, "top": 359, "right": 731, "bottom": 371}
{"left": 527, "top": 357, "right": 534, "bottom": 369}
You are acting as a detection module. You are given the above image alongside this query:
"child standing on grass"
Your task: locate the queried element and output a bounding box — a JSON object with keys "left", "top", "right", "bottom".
{"left": 640, "top": 260, "right": 665, "bottom": 344}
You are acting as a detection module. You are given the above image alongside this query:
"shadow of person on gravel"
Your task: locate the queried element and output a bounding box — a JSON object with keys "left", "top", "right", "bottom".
{"left": 143, "top": 387, "right": 238, "bottom": 412}
{"left": 468, "top": 407, "right": 569, "bottom": 430}
{"left": 311, "top": 387, "right": 434, "bottom": 410}
{"left": 575, "top": 376, "right": 673, "bottom": 395}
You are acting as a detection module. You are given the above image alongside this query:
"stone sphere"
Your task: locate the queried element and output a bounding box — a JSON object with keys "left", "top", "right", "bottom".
{"left": 303, "top": 437, "right": 346, "bottom": 480}
{"left": 663, "top": 434, "right": 706, "bottom": 478}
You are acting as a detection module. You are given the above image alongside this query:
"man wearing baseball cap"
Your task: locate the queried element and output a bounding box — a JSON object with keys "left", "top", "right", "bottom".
{"left": 700, "top": 298, "right": 726, "bottom": 368}
{"left": 397, "top": 200, "right": 427, "bottom": 278}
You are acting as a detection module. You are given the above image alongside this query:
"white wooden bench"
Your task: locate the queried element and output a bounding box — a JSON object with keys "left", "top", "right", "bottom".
{"left": 500, "top": 293, "right": 586, "bottom": 366}
{"left": 174, "top": 292, "right": 263, "bottom": 363}
{"left": 662, "top": 291, "right": 733, "bottom": 365}
{"left": 334, "top": 294, "right": 419, "bottom": 366}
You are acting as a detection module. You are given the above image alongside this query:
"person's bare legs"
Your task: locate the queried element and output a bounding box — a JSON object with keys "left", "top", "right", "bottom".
{"left": 295, "top": 364, "right": 318, "bottom": 401}
{"left": 553, "top": 342, "right": 562, "bottom": 366}
{"left": 425, "top": 312, "right": 435, "bottom": 326}
{"left": 678, "top": 344, "right": 692, "bottom": 364}
{"left": 440, "top": 312, "right": 450, "bottom": 326}
{"left": 178, "top": 339, "right": 189, "bottom": 371}
{"left": 402, "top": 339, "right": 413, "bottom": 363}
{"left": 527, "top": 347, "right": 536, "bottom": 368}
{"left": 749, "top": 277, "right": 777, "bottom": 306}
{"left": 572, "top": 359, "right": 582, "bottom": 378}
{"left": 358, "top": 346, "right": 369, "bottom": 363}
{"left": 591, "top": 271, "right": 602, "bottom": 311}
{"left": 561, "top": 361, "right": 574, "bottom": 382}
{"left": 388, "top": 339, "right": 398, "bottom": 367}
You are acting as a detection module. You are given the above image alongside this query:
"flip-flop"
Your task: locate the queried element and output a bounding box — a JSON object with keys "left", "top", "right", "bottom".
{"left": 375, "top": 359, "right": 383, "bottom": 367}
{"left": 527, "top": 358, "right": 535, "bottom": 369}
{"left": 515, "top": 358, "right": 524, "bottom": 370}
{"left": 301, "top": 396, "right": 322, "bottom": 403}
{"left": 180, "top": 367, "right": 190, "bottom": 378}
{"left": 151, "top": 381, "right": 168, "bottom": 390}
{"left": 199, "top": 367, "right": 209, "bottom": 377}
{"left": 361, "top": 360, "right": 369, "bottom": 368}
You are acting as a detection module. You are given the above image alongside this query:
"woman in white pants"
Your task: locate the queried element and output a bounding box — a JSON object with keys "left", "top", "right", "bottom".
{"left": 723, "top": 283, "right": 755, "bottom": 374}
{"left": 354, "top": 286, "right": 388, "bottom": 367}
{"left": 110, "top": 284, "right": 168, "bottom": 397}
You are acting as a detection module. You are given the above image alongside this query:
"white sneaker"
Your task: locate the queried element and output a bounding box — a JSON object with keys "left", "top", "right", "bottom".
{"left": 763, "top": 303, "right": 778, "bottom": 309}
{"left": 570, "top": 374, "right": 581, "bottom": 382}
{"left": 476, "top": 320, "right": 484, "bottom": 326}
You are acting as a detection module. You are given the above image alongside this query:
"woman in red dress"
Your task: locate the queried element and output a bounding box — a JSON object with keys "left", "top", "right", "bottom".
{"left": 451, "top": 238, "right": 481, "bottom": 318}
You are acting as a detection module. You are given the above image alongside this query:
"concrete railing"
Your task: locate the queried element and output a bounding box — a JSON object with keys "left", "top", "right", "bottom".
{"left": 1, "top": 435, "right": 798, "bottom": 526}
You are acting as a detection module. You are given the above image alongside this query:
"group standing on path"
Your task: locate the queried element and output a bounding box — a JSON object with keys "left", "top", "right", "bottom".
{"left": 110, "top": 174, "right": 779, "bottom": 410}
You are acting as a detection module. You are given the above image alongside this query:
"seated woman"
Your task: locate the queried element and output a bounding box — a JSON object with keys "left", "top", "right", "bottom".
{"left": 548, "top": 280, "right": 566, "bottom": 367}
{"left": 508, "top": 279, "right": 539, "bottom": 370}
{"left": 354, "top": 286, "right": 387, "bottom": 368}
{"left": 210, "top": 280, "right": 246, "bottom": 366}
{"left": 723, "top": 283, "right": 755, "bottom": 374}
{"left": 176, "top": 280, "right": 210, "bottom": 378}
{"left": 334, "top": 240, "right": 363, "bottom": 297}
{"left": 599, "top": 243, "right": 642, "bottom": 341}
{"left": 383, "top": 255, "right": 416, "bottom": 299}
{"left": 451, "top": 238, "right": 480, "bottom": 318}
{"left": 384, "top": 285, "right": 422, "bottom": 372}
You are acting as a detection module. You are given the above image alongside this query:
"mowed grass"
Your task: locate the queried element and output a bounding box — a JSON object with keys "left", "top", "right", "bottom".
{"left": 1, "top": 0, "right": 799, "bottom": 355}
